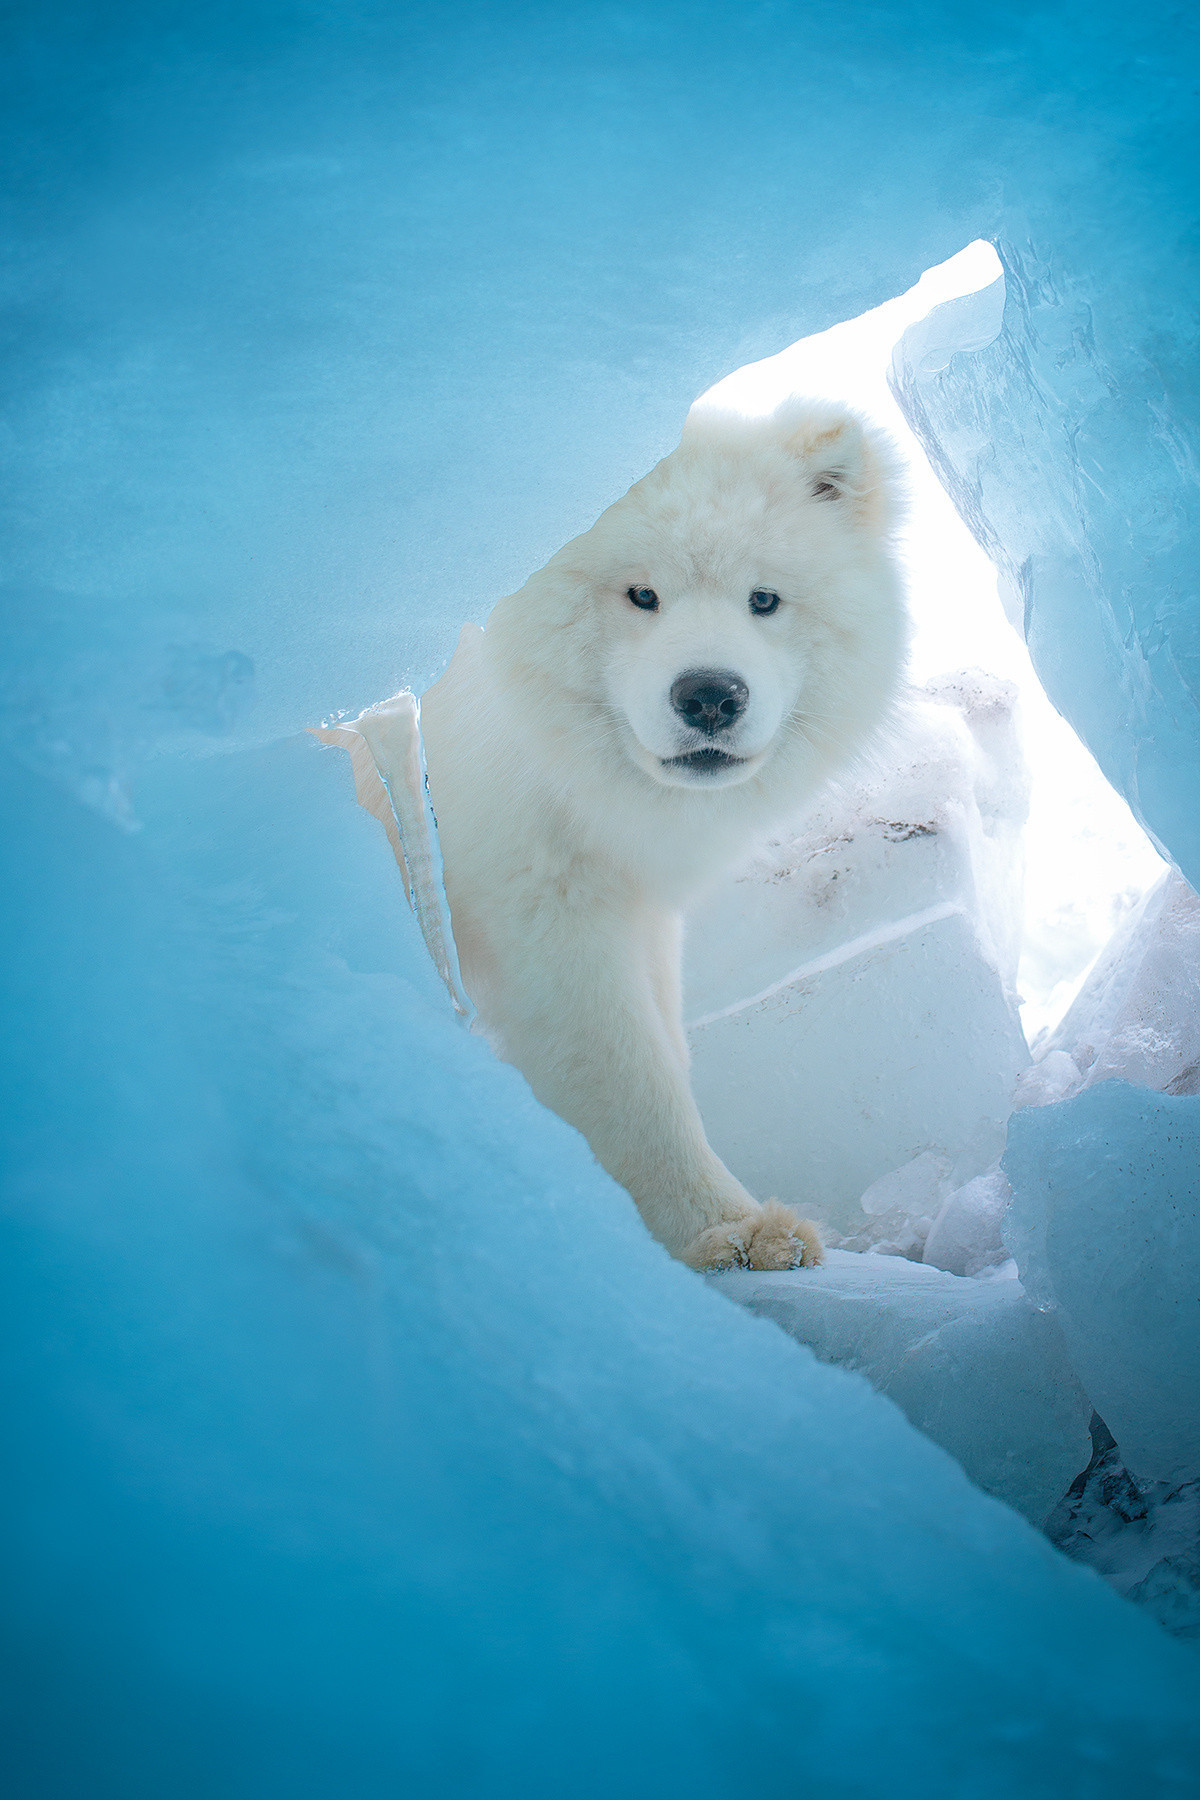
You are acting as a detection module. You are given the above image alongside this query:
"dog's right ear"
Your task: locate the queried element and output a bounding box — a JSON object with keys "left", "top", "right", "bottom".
{"left": 776, "top": 400, "right": 900, "bottom": 532}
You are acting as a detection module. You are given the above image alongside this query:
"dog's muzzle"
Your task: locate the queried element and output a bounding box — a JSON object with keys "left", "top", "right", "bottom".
{"left": 662, "top": 668, "right": 751, "bottom": 774}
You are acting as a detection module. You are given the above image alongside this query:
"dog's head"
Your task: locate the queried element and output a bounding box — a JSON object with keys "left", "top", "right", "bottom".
{"left": 489, "top": 398, "right": 906, "bottom": 812}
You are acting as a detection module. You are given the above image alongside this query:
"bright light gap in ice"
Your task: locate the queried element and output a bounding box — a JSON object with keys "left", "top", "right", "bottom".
{"left": 696, "top": 242, "right": 1166, "bottom": 1045}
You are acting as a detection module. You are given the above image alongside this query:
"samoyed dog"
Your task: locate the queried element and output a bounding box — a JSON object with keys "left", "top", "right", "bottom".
{"left": 421, "top": 398, "right": 905, "bottom": 1270}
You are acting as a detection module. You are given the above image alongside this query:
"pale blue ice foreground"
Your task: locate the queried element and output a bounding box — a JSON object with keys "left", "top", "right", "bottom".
{"left": 3, "top": 4, "right": 1200, "bottom": 1795}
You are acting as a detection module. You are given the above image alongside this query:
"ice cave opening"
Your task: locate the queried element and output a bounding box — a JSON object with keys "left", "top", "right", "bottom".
{"left": 315, "top": 240, "right": 1200, "bottom": 1622}
{"left": 312, "top": 240, "right": 1199, "bottom": 1621}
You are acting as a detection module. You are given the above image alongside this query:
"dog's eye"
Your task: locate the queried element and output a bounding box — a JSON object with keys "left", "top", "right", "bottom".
{"left": 811, "top": 475, "right": 840, "bottom": 500}
{"left": 749, "top": 589, "right": 781, "bottom": 616}
{"left": 628, "top": 586, "right": 659, "bottom": 611}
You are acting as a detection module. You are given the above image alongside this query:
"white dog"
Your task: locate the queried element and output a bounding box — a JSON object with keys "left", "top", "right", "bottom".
{"left": 421, "top": 398, "right": 905, "bottom": 1269}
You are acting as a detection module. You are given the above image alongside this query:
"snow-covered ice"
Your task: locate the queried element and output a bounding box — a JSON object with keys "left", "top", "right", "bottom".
{"left": 1047, "top": 1418, "right": 1200, "bottom": 1646}
{"left": 885, "top": 150, "right": 1200, "bottom": 1651}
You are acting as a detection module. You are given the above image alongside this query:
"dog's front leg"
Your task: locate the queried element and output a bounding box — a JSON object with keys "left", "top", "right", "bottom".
{"left": 486, "top": 894, "right": 821, "bottom": 1271}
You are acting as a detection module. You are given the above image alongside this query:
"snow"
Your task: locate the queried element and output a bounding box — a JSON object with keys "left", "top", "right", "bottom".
{"left": 5, "top": 2, "right": 1200, "bottom": 1792}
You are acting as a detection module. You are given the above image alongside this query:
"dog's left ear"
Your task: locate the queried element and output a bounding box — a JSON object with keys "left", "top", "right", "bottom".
{"left": 778, "top": 402, "right": 898, "bottom": 531}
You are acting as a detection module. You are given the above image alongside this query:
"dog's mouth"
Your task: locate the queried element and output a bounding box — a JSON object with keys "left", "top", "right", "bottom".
{"left": 661, "top": 747, "right": 747, "bottom": 774}
{"left": 616, "top": 717, "right": 766, "bottom": 789}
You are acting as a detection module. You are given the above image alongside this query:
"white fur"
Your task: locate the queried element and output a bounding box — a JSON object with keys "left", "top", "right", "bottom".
{"left": 421, "top": 398, "right": 906, "bottom": 1269}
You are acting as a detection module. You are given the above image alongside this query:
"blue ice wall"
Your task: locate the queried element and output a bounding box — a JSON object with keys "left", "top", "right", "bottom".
{"left": 889, "top": 67, "right": 1199, "bottom": 885}
{"left": 6, "top": 733, "right": 1200, "bottom": 1799}
{"left": 4, "top": 4, "right": 1200, "bottom": 1794}
{"left": 893, "top": 233, "right": 1200, "bottom": 889}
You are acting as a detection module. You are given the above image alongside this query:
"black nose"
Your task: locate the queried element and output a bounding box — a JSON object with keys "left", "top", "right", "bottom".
{"left": 669, "top": 669, "right": 749, "bottom": 735}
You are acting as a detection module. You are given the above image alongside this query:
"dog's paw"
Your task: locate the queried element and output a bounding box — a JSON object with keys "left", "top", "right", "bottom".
{"left": 746, "top": 1200, "right": 824, "bottom": 1270}
{"left": 679, "top": 1200, "right": 823, "bottom": 1272}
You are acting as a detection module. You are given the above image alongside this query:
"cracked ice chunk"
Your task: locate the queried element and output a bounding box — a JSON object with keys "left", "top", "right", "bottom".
{"left": 921, "top": 1054, "right": 1084, "bottom": 1278}
{"left": 1011, "top": 1050, "right": 1085, "bottom": 1109}
{"left": 684, "top": 677, "right": 1030, "bottom": 1236}
{"left": 711, "top": 1250, "right": 1092, "bottom": 1526}
{"left": 1043, "top": 869, "right": 1200, "bottom": 1095}
{"left": 922, "top": 1169, "right": 1013, "bottom": 1279}
{"left": 1005, "top": 1083, "right": 1200, "bottom": 1488}
{"left": 838, "top": 1149, "right": 951, "bottom": 1260}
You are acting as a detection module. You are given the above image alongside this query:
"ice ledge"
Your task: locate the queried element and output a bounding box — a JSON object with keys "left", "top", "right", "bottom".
{"left": 711, "top": 1248, "right": 1091, "bottom": 1527}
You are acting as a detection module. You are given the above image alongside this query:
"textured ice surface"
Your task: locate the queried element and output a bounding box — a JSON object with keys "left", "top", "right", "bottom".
{"left": 711, "top": 1252, "right": 1092, "bottom": 1526}
{"left": 6, "top": 1, "right": 1200, "bottom": 1790}
{"left": 891, "top": 241, "right": 1200, "bottom": 891}
{"left": 1047, "top": 1418, "right": 1200, "bottom": 1646}
{"left": 998, "top": 893, "right": 1200, "bottom": 1629}
{"left": 1005, "top": 1085, "right": 1200, "bottom": 1490}
{"left": 685, "top": 679, "right": 1030, "bottom": 1237}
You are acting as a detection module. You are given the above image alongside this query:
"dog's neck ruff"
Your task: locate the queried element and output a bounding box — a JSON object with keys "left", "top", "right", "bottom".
{"left": 310, "top": 693, "right": 474, "bottom": 1023}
